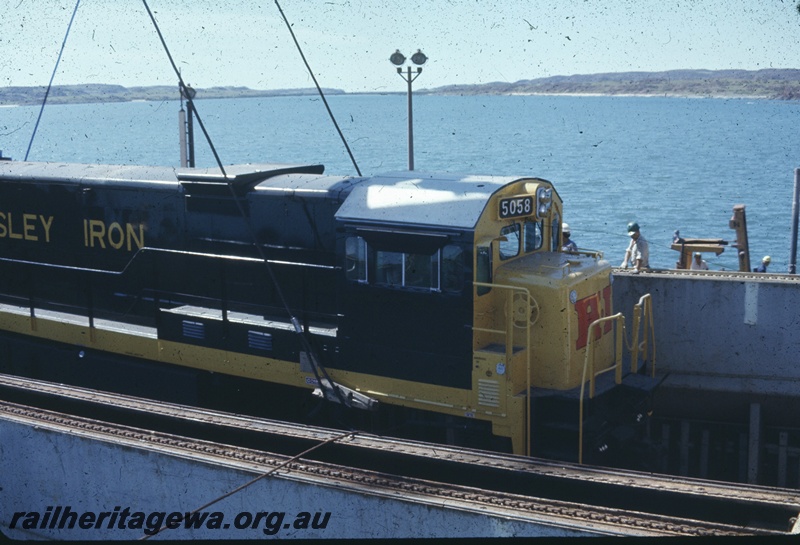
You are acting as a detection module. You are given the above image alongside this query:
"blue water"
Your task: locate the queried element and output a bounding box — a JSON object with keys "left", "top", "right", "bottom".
{"left": 3, "top": 94, "right": 800, "bottom": 271}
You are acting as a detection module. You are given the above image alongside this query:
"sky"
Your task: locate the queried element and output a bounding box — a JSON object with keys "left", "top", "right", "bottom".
{"left": 2, "top": 0, "right": 800, "bottom": 93}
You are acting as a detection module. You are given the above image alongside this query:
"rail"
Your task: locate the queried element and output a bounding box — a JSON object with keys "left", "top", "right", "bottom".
{"left": 2, "top": 374, "right": 797, "bottom": 536}
{"left": 473, "top": 281, "right": 533, "bottom": 456}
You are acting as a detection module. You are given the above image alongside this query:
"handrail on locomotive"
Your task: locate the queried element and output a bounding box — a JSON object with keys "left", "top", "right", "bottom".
{"left": 579, "top": 293, "right": 656, "bottom": 464}
{"left": 473, "top": 281, "right": 534, "bottom": 456}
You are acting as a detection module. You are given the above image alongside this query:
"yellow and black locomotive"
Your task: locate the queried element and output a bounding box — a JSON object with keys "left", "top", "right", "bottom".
{"left": 0, "top": 160, "right": 657, "bottom": 463}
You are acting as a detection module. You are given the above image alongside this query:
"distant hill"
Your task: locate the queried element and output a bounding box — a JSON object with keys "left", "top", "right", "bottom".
{"left": 3, "top": 69, "right": 800, "bottom": 105}
{"left": 422, "top": 69, "right": 800, "bottom": 99}
{"left": 0, "top": 84, "right": 345, "bottom": 106}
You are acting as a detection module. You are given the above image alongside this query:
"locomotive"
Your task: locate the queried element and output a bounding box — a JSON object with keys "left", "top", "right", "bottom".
{"left": 0, "top": 158, "right": 657, "bottom": 463}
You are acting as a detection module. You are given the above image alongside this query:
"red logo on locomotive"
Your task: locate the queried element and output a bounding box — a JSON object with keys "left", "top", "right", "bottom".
{"left": 574, "top": 285, "right": 612, "bottom": 350}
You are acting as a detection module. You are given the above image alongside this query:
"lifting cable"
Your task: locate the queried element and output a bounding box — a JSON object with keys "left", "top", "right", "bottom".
{"left": 24, "top": 0, "right": 81, "bottom": 161}
{"left": 139, "top": 430, "right": 356, "bottom": 540}
{"left": 274, "top": 0, "right": 362, "bottom": 177}
{"left": 140, "top": 0, "right": 355, "bottom": 409}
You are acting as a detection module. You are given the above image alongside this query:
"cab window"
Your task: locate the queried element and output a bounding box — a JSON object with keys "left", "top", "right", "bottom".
{"left": 441, "top": 244, "right": 464, "bottom": 293}
{"left": 499, "top": 224, "right": 520, "bottom": 260}
{"left": 345, "top": 236, "right": 368, "bottom": 282}
{"left": 551, "top": 214, "right": 561, "bottom": 251}
{"left": 376, "top": 250, "right": 403, "bottom": 286}
{"left": 524, "top": 220, "right": 542, "bottom": 252}
{"left": 476, "top": 245, "right": 491, "bottom": 296}
{"left": 348, "top": 239, "right": 464, "bottom": 293}
{"left": 404, "top": 252, "right": 439, "bottom": 289}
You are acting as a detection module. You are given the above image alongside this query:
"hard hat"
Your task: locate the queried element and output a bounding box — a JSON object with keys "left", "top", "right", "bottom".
{"left": 763, "top": 256, "right": 771, "bottom": 263}
{"left": 627, "top": 222, "right": 640, "bottom": 235}
{"left": 562, "top": 222, "right": 570, "bottom": 234}
{"left": 694, "top": 252, "right": 701, "bottom": 257}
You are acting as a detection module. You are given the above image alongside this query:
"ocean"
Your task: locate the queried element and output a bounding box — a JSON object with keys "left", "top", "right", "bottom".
{"left": 3, "top": 93, "right": 800, "bottom": 271}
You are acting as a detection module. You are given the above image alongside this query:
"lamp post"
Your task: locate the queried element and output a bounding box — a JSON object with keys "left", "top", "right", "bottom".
{"left": 390, "top": 49, "right": 427, "bottom": 171}
{"left": 179, "top": 82, "right": 197, "bottom": 168}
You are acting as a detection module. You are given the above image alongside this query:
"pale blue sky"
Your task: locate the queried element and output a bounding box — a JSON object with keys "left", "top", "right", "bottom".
{"left": 3, "top": 0, "right": 800, "bottom": 93}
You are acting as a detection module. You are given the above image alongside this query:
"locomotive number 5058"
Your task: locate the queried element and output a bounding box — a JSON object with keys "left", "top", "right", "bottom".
{"left": 498, "top": 196, "right": 533, "bottom": 219}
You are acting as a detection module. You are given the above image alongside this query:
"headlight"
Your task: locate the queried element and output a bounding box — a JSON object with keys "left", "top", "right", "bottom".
{"left": 536, "top": 187, "right": 552, "bottom": 218}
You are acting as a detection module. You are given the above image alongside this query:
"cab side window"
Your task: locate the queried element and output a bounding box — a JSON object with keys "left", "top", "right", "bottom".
{"left": 476, "top": 245, "right": 492, "bottom": 296}
{"left": 345, "top": 236, "right": 368, "bottom": 282}
{"left": 404, "top": 252, "right": 438, "bottom": 289}
{"left": 524, "top": 220, "right": 542, "bottom": 252}
{"left": 346, "top": 237, "right": 463, "bottom": 293}
{"left": 499, "top": 224, "right": 520, "bottom": 260}
{"left": 376, "top": 250, "right": 403, "bottom": 286}
{"left": 551, "top": 214, "right": 561, "bottom": 251}
{"left": 441, "top": 244, "right": 464, "bottom": 293}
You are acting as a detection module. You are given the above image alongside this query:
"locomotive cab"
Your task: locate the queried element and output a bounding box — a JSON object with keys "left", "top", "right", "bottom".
{"left": 471, "top": 178, "right": 652, "bottom": 461}
{"left": 334, "top": 172, "right": 654, "bottom": 462}
{"left": 474, "top": 180, "right": 614, "bottom": 390}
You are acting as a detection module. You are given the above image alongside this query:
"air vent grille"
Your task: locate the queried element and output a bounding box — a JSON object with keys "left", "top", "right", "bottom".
{"left": 478, "top": 379, "right": 500, "bottom": 407}
{"left": 248, "top": 330, "right": 273, "bottom": 351}
{"left": 181, "top": 320, "right": 205, "bottom": 340}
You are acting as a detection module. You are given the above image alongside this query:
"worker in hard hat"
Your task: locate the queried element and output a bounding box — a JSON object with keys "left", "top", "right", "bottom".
{"left": 621, "top": 221, "right": 649, "bottom": 273}
{"left": 561, "top": 223, "right": 578, "bottom": 253}
{"left": 690, "top": 252, "right": 709, "bottom": 270}
{"left": 754, "top": 255, "right": 771, "bottom": 273}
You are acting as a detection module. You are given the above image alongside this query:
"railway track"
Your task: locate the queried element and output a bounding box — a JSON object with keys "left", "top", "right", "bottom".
{"left": 0, "top": 373, "right": 798, "bottom": 536}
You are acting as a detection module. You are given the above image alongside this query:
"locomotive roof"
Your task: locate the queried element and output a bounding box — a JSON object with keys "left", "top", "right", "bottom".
{"left": 0, "top": 161, "right": 325, "bottom": 189}
{"left": 0, "top": 161, "right": 182, "bottom": 185}
{"left": 252, "top": 172, "right": 363, "bottom": 199}
{"left": 0, "top": 162, "right": 547, "bottom": 229}
{"left": 335, "top": 171, "right": 531, "bottom": 229}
